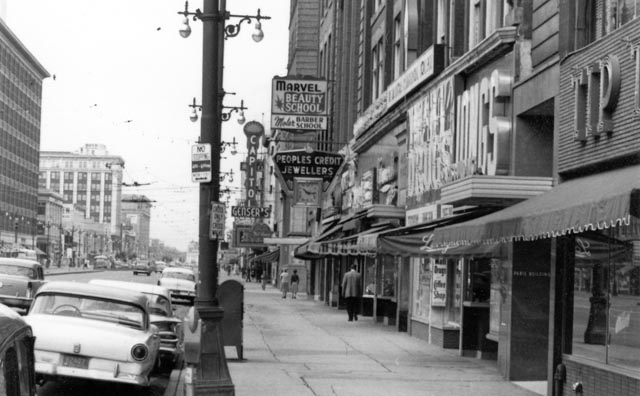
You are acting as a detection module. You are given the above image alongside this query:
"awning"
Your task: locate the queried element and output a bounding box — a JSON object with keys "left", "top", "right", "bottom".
{"left": 433, "top": 165, "right": 640, "bottom": 246}
{"left": 314, "top": 224, "right": 396, "bottom": 256}
{"left": 293, "top": 221, "right": 347, "bottom": 260}
{"left": 377, "top": 210, "right": 501, "bottom": 257}
{"left": 251, "top": 248, "right": 280, "bottom": 264}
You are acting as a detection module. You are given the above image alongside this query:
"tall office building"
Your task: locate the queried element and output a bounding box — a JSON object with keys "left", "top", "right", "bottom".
{"left": 39, "top": 144, "right": 125, "bottom": 237}
{"left": 0, "top": 17, "right": 48, "bottom": 247}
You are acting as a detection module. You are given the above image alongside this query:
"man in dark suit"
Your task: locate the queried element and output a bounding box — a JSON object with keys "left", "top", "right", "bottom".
{"left": 342, "top": 264, "right": 362, "bottom": 321}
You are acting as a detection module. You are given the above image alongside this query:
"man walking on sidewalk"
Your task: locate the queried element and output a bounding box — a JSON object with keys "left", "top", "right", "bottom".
{"left": 342, "top": 264, "right": 362, "bottom": 321}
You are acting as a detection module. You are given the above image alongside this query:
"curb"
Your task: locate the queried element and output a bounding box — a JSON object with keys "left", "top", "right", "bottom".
{"left": 163, "top": 361, "right": 185, "bottom": 396}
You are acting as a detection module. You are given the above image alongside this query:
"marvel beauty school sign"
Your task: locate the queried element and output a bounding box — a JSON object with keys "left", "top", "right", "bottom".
{"left": 271, "top": 76, "right": 328, "bottom": 131}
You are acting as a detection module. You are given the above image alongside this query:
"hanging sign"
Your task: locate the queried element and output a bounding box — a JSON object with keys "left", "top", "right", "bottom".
{"left": 271, "top": 76, "right": 328, "bottom": 131}
{"left": 231, "top": 206, "right": 272, "bottom": 218}
{"left": 244, "top": 121, "right": 264, "bottom": 206}
{"left": 273, "top": 149, "right": 344, "bottom": 191}
{"left": 191, "top": 143, "right": 212, "bottom": 183}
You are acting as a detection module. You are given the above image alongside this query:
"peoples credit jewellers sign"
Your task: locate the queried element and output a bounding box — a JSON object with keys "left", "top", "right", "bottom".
{"left": 271, "top": 76, "right": 328, "bottom": 132}
{"left": 273, "top": 149, "right": 343, "bottom": 191}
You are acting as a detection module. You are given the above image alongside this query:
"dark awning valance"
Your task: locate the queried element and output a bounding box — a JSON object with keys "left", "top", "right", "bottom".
{"left": 293, "top": 222, "right": 345, "bottom": 260}
{"left": 251, "top": 248, "right": 280, "bottom": 264}
{"left": 433, "top": 165, "right": 640, "bottom": 246}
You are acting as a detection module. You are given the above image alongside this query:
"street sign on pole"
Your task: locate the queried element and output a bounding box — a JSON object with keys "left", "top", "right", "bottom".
{"left": 209, "top": 202, "right": 225, "bottom": 240}
{"left": 191, "top": 143, "right": 212, "bottom": 183}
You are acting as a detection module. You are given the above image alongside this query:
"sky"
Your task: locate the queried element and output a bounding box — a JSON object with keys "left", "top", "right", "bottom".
{"left": 4, "top": 0, "right": 290, "bottom": 251}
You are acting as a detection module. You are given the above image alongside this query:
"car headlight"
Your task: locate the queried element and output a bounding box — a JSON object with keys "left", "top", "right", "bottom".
{"left": 131, "top": 344, "right": 149, "bottom": 361}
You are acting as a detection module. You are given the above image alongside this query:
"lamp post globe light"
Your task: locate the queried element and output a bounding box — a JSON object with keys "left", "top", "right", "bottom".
{"left": 177, "top": 1, "right": 269, "bottom": 394}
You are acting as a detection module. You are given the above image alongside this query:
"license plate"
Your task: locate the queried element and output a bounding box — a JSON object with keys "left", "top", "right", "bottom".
{"left": 62, "top": 354, "right": 89, "bottom": 369}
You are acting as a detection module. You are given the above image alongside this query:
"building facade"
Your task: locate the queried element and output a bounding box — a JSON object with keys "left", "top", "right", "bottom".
{"left": 39, "top": 144, "right": 125, "bottom": 240}
{"left": 0, "top": 17, "right": 48, "bottom": 249}
{"left": 120, "top": 194, "right": 152, "bottom": 260}
{"left": 284, "top": 1, "right": 640, "bottom": 395}
{"left": 36, "top": 188, "right": 63, "bottom": 264}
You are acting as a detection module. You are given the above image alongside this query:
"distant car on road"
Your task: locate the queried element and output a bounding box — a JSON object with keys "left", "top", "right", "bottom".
{"left": 133, "top": 260, "right": 155, "bottom": 276}
{"left": 158, "top": 267, "right": 196, "bottom": 304}
{"left": 0, "top": 303, "right": 37, "bottom": 395}
{"left": 0, "top": 258, "right": 46, "bottom": 312}
{"left": 25, "top": 281, "right": 161, "bottom": 387}
{"left": 154, "top": 260, "right": 167, "bottom": 273}
{"left": 89, "top": 279, "right": 183, "bottom": 372}
{"left": 93, "top": 255, "right": 111, "bottom": 269}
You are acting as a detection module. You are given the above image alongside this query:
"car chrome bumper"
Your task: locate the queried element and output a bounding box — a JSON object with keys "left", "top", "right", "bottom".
{"left": 35, "top": 362, "right": 150, "bottom": 386}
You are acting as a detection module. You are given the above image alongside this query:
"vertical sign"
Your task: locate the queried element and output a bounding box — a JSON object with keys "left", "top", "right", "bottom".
{"left": 431, "top": 259, "right": 447, "bottom": 306}
{"left": 191, "top": 143, "right": 212, "bottom": 183}
{"left": 209, "top": 202, "right": 226, "bottom": 240}
{"left": 243, "top": 121, "right": 264, "bottom": 206}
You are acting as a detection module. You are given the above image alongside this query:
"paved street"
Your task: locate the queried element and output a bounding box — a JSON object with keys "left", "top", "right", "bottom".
{"left": 218, "top": 273, "right": 542, "bottom": 396}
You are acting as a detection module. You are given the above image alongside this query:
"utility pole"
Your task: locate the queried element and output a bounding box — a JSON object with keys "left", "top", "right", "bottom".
{"left": 194, "top": 1, "right": 233, "bottom": 394}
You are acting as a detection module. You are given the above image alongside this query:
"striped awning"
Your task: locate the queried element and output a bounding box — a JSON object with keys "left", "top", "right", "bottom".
{"left": 433, "top": 165, "right": 640, "bottom": 246}
{"left": 251, "top": 248, "right": 280, "bottom": 263}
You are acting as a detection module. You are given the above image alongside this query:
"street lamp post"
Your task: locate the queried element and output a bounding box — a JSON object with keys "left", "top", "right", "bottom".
{"left": 178, "top": 1, "right": 268, "bottom": 395}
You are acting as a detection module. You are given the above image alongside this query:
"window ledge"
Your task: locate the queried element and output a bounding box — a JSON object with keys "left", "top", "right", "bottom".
{"left": 562, "top": 354, "right": 640, "bottom": 380}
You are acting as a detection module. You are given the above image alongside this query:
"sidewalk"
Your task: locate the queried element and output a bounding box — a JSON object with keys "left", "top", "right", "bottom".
{"left": 167, "top": 274, "right": 544, "bottom": 396}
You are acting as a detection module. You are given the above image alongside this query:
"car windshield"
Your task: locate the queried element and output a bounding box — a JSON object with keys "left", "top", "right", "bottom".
{"left": 164, "top": 272, "right": 195, "bottom": 282}
{"left": 30, "top": 293, "right": 146, "bottom": 330}
{"left": 145, "top": 294, "right": 171, "bottom": 316}
{"left": 0, "top": 264, "right": 35, "bottom": 279}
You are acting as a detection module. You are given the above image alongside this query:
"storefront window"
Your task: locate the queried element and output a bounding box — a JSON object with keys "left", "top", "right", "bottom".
{"left": 364, "top": 257, "right": 376, "bottom": 296}
{"left": 447, "top": 258, "right": 462, "bottom": 325}
{"left": 412, "top": 257, "right": 431, "bottom": 321}
{"left": 464, "top": 258, "right": 491, "bottom": 303}
{"left": 378, "top": 255, "right": 396, "bottom": 298}
{"left": 570, "top": 227, "right": 640, "bottom": 371}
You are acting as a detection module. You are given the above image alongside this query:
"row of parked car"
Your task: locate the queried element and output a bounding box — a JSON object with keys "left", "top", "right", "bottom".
{"left": 0, "top": 257, "right": 197, "bottom": 392}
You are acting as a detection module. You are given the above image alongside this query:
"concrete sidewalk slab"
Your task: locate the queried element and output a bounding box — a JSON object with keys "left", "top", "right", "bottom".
{"left": 168, "top": 274, "right": 543, "bottom": 396}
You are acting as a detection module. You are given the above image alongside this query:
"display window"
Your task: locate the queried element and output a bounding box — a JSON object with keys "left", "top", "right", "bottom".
{"left": 568, "top": 226, "right": 640, "bottom": 371}
{"left": 377, "top": 255, "right": 396, "bottom": 298}
{"left": 447, "top": 258, "right": 462, "bottom": 325}
{"left": 364, "top": 257, "right": 376, "bottom": 296}
{"left": 464, "top": 258, "right": 491, "bottom": 303}
{"left": 412, "top": 257, "right": 431, "bottom": 322}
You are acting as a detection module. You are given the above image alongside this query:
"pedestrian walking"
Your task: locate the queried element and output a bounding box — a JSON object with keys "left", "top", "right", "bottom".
{"left": 280, "top": 268, "right": 290, "bottom": 299}
{"left": 342, "top": 264, "right": 362, "bottom": 321}
{"left": 290, "top": 269, "right": 300, "bottom": 299}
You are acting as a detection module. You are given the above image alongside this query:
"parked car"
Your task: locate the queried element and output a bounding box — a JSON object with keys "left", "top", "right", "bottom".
{"left": 89, "top": 279, "right": 182, "bottom": 372}
{"left": 158, "top": 267, "right": 196, "bottom": 304}
{"left": 0, "top": 303, "right": 37, "bottom": 395}
{"left": 0, "top": 258, "right": 46, "bottom": 313}
{"left": 25, "top": 281, "right": 161, "bottom": 387}
{"left": 133, "top": 260, "right": 155, "bottom": 276}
